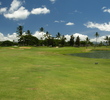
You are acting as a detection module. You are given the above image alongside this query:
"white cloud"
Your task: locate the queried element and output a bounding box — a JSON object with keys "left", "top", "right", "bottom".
{"left": 0, "top": 7, "right": 7, "bottom": 14}
{"left": 65, "top": 33, "right": 108, "bottom": 43}
{"left": 0, "top": 32, "right": 19, "bottom": 42}
{"left": 0, "top": 0, "right": 30, "bottom": 20}
{"left": 0, "top": 33, "right": 6, "bottom": 41}
{"left": 73, "top": 33, "right": 88, "bottom": 41}
{"left": 54, "top": 20, "right": 65, "bottom": 23}
{"left": 84, "top": 21, "right": 110, "bottom": 31}
{"left": 66, "top": 22, "right": 74, "bottom": 26}
{"left": 54, "top": 20, "right": 59, "bottom": 23}
{"left": 7, "top": 33, "right": 19, "bottom": 41}
{"left": 0, "top": 31, "right": 48, "bottom": 41}
{"left": 61, "top": 20, "right": 65, "bottom": 22}
{"left": 9, "top": 0, "right": 22, "bottom": 12}
{"left": 64, "top": 34, "right": 71, "bottom": 42}
{"left": 31, "top": 7, "right": 50, "bottom": 15}
{"left": 102, "top": 6, "right": 110, "bottom": 13}
{"left": 0, "top": 0, "right": 50, "bottom": 20}
{"left": 50, "top": 0, "right": 56, "bottom": 4}
{"left": 33, "top": 31, "right": 46, "bottom": 40}
{"left": 102, "top": 6, "right": 106, "bottom": 10}
{"left": 65, "top": 33, "right": 88, "bottom": 42}
{"left": 90, "top": 35, "right": 109, "bottom": 42}
{"left": 4, "top": 6, "right": 30, "bottom": 20}
{"left": 103, "top": 8, "right": 110, "bottom": 13}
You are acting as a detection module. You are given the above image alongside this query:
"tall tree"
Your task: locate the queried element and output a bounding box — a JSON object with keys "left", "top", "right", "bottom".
{"left": 69, "top": 35, "right": 74, "bottom": 46}
{"left": 75, "top": 36, "right": 80, "bottom": 47}
{"left": 24, "top": 30, "right": 32, "bottom": 45}
{"left": 16, "top": 26, "right": 23, "bottom": 36}
{"left": 95, "top": 32, "right": 99, "bottom": 47}
{"left": 39, "top": 27, "right": 45, "bottom": 40}
{"left": 86, "top": 37, "right": 89, "bottom": 48}
{"left": 16, "top": 26, "right": 24, "bottom": 45}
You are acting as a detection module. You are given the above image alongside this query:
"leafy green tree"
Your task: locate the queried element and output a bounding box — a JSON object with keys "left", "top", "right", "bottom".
{"left": 60, "top": 35, "right": 66, "bottom": 47}
{"left": 69, "top": 35, "right": 74, "bottom": 46}
{"left": 80, "top": 41, "right": 86, "bottom": 47}
{"left": 16, "top": 26, "right": 24, "bottom": 45}
{"left": 75, "top": 36, "right": 80, "bottom": 47}
{"left": 48, "top": 37, "right": 55, "bottom": 47}
{"left": 86, "top": 37, "right": 89, "bottom": 48}
{"left": 44, "top": 31, "right": 55, "bottom": 46}
{"left": 19, "top": 35, "right": 39, "bottom": 46}
{"left": 1, "top": 40, "right": 13, "bottom": 46}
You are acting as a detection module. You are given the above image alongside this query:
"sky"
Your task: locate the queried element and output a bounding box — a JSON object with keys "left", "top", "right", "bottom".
{"left": 0, "top": 0, "right": 110, "bottom": 42}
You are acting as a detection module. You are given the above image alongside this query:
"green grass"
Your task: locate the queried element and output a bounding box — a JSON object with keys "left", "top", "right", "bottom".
{"left": 0, "top": 46, "right": 110, "bottom": 100}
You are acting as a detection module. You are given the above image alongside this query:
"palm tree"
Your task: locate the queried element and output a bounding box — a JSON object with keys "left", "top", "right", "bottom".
{"left": 95, "top": 32, "right": 99, "bottom": 47}
{"left": 39, "top": 27, "right": 45, "bottom": 40}
{"left": 43, "top": 31, "right": 52, "bottom": 46}
{"left": 39, "top": 27, "right": 44, "bottom": 32}
{"left": 16, "top": 26, "right": 23, "bottom": 36}
{"left": 44, "top": 31, "right": 51, "bottom": 39}
{"left": 16, "top": 26, "right": 24, "bottom": 46}
{"left": 56, "top": 32, "right": 61, "bottom": 39}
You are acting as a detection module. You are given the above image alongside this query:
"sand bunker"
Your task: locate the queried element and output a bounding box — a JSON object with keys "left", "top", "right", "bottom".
{"left": 19, "top": 47, "right": 31, "bottom": 49}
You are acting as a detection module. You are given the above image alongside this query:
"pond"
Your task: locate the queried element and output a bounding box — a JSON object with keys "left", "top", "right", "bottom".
{"left": 70, "top": 50, "right": 110, "bottom": 59}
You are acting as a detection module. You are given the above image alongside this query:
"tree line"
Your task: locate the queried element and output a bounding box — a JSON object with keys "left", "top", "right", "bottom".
{"left": 0, "top": 26, "right": 109, "bottom": 47}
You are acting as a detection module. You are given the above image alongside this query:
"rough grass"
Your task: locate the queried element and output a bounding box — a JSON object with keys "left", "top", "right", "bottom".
{"left": 0, "top": 46, "right": 110, "bottom": 100}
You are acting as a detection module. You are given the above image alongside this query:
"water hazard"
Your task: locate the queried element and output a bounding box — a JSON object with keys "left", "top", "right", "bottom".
{"left": 70, "top": 50, "right": 110, "bottom": 59}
